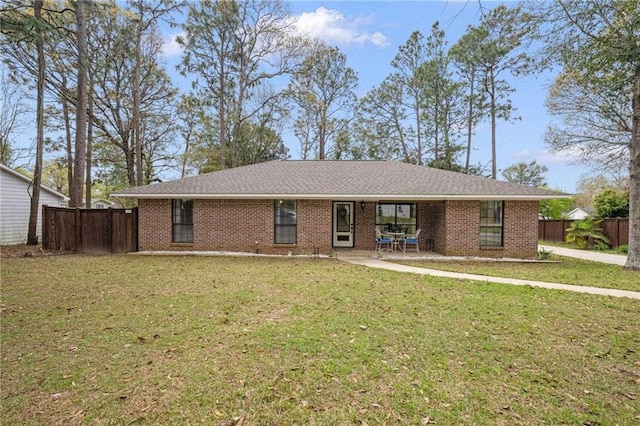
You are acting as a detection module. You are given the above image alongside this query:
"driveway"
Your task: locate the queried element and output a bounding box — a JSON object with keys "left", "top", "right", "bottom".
{"left": 538, "top": 244, "right": 627, "bottom": 266}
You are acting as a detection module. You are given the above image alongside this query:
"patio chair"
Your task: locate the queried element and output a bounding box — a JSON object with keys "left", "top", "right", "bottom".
{"left": 403, "top": 228, "right": 421, "bottom": 253}
{"left": 375, "top": 227, "right": 393, "bottom": 251}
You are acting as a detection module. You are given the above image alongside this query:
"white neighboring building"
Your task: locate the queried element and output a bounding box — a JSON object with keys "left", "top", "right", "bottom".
{"left": 565, "top": 207, "right": 590, "bottom": 220}
{"left": 0, "top": 164, "right": 68, "bottom": 245}
{"left": 91, "top": 199, "right": 120, "bottom": 209}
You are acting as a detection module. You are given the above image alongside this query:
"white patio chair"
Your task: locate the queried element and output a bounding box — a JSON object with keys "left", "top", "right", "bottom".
{"left": 375, "top": 227, "right": 393, "bottom": 251}
{"left": 403, "top": 228, "right": 421, "bottom": 253}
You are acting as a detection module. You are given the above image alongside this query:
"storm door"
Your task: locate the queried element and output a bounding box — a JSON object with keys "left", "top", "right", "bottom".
{"left": 332, "top": 202, "right": 354, "bottom": 247}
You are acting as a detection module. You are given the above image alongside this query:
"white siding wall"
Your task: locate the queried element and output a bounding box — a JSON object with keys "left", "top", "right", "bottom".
{"left": 0, "top": 168, "right": 65, "bottom": 245}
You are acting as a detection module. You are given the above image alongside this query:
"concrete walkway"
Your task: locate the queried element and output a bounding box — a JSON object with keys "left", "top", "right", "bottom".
{"left": 538, "top": 244, "right": 628, "bottom": 266}
{"left": 342, "top": 254, "right": 640, "bottom": 300}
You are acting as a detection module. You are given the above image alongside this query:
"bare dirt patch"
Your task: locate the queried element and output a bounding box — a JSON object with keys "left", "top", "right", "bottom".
{"left": 0, "top": 244, "right": 73, "bottom": 258}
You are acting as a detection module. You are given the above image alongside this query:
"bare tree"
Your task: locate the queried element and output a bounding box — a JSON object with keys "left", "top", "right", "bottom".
{"left": 178, "top": 0, "right": 307, "bottom": 170}
{"left": 530, "top": 0, "right": 640, "bottom": 269}
{"left": 128, "top": 0, "right": 182, "bottom": 186}
{"left": 0, "top": 67, "right": 31, "bottom": 167}
{"left": 288, "top": 45, "right": 358, "bottom": 160}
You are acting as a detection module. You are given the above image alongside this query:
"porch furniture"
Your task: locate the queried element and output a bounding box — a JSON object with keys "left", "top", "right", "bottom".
{"left": 425, "top": 238, "right": 434, "bottom": 252}
{"left": 387, "top": 231, "right": 406, "bottom": 253}
{"left": 403, "top": 229, "right": 421, "bottom": 253}
{"left": 375, "top": 228, "right": 393, "bottom": 251}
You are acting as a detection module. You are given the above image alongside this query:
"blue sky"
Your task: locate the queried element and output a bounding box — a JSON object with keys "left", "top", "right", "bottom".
{"left": 160, "top": 1, "right": 589, "bottom": 192}
{"left": 9, "top": 1, "right": 588, "bottom": 193}
{"left": 280, "top": 0, "right": 588, "bottom": 192}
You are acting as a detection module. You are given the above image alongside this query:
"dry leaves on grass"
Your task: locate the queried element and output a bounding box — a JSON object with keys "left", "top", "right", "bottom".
{"left": 0, "top": 244, "right": 73, "bottom": 258}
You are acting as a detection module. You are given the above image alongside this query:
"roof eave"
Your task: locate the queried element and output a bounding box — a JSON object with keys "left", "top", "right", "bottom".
{"left": 110, "top": 193, "right": 570, "bottom": 201}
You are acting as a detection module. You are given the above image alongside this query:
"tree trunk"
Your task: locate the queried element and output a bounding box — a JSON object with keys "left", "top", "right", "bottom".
{"left": 70, "top": 0, "right": 88, "bottom": 207}
{"left": 415, "top": 101, "right": 422, "bottom": 165}
{"left": 133, "top": 19, "right": 143, "bottom": 186}
{"left": 85, "top": 79, "right": 93, "bottom": 207}
{"left": 126, "top": 147, "right": 136, "bottom": 186}
{"left": 319, "top": 110, "right": 326, "bottom": 160}
{"left": 465, "top": 76, "right": 475, "bottom": 173}
{"left": 490, "top": 69, "right": 497, "bottom": 179}
{"left": 27, "top": 0, "right": 45, "bottom": 245}
{"left": 61, "top": 76, "right": 73, "bottom": 192}
{"left": 219, "top": 61, "right": 226, "bottom": 170}
{"left": 625, "top": 70, "right": 640, "bottom": 270}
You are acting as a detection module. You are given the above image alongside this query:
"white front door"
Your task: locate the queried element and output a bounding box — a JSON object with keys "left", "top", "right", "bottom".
{"left": 333, "top": 202, "right": 354, "bottom": 247}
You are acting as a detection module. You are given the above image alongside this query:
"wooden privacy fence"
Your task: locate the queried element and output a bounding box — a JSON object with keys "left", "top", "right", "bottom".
{"left": 42, "top": 206, "right": 138, "bottom": 254}
{"left": 538, "top": 218, "right": 629, "bottom": 248}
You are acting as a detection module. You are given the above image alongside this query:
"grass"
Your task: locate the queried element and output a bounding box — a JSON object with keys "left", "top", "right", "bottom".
{"left": 2, "top": 255, "right": 639, "bottom": 425}
{"left": 541, "top": 240, "right": 628, "bottom": 255}
{"left": 392, "top": 254, "right": 640, "bottom": 292}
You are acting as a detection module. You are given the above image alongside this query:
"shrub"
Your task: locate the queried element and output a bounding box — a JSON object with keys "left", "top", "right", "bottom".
{"left": 617, "top": 245, "right": 629, "bottom": 254}
{"left": 593, "top": 189, "right": 629, "bottom": 218}
{"left": 565, "top": 218, "right": 610, "bottom": 250}
{"left": 537, "top": 247, "right": 553, "bottom": 260}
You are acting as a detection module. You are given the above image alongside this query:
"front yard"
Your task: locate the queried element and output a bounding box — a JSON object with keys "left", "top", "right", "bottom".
{"left": 393, "top": 255, "right": 640, "bottom": 292}
{"left": 1, "top": 255, "right": 639, "bottom": 424}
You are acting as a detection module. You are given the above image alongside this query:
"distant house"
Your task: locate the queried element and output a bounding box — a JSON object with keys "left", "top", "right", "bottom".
{"left": 565, "top": 207, "right": 591, "bottom": 220}
{"left": 0, "top": 164, "right": 68, "bottom": 245}
{"left": 112, "top": 160, "right": 568, "bottom": 259}
{"left": 91, "top": 199, "right": 120, "bottom": 209}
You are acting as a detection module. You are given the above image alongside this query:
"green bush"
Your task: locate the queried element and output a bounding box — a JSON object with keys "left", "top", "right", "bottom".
{"left": 565, "top": 218, "right": 610, "bottom": 250}
{"left": 617, "top": 245, "right": 629, "bottom": 254}
{"left": 593, "top": 189, "right": 629, "bottom": 218}
{"left": 537, "top": 247, "right": 553, "bottom": 260}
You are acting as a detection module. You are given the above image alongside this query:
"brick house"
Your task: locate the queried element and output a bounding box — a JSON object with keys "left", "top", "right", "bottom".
{"left": 111, "top": 160, "right": 567, "bottom": 258}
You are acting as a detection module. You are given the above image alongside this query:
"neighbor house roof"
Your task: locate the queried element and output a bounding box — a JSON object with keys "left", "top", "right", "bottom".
{"left": 110, "top": 160, "right": 569, "bottom": 201}
{"left": 0, "top": 164, "right": 69, "bottom": 200}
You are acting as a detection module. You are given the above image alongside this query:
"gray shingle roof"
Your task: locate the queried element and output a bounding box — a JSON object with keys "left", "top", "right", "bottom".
{"left": 110, "top": 160, "right": 568, "bottom": 200}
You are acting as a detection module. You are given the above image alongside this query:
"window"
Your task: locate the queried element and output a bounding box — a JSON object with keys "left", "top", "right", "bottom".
{"left": 275, "top": 200, "right": 296, "bottom": 244}
{"left": 172, "top": 199, "right": 194, "bottom": 243}
{"left": 376, "top": 203, "right": 417, "bottom": 233}
{"left": 480, "top": 201, "right": 503, "bottom": 247}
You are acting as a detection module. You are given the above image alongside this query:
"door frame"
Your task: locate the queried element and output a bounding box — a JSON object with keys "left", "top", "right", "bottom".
{"left": 332, "top": 201, "right": 354, "bottom": 247}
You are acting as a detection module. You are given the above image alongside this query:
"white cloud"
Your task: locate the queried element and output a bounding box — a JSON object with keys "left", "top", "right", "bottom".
{"left": 292, "top": 7, "right": 389, "bottom": 47}
{"left": 161, "top": 32, "right": 185, "bottom": 58}
{"left": 512, "top": 147, "right": 583, "bottom": 165}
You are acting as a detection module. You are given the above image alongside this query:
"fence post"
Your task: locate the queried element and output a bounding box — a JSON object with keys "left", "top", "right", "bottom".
{"left": 108, "top": 207, "right": 114, "bottom": 253}
{"left": 42, "top": 205, "right": 48, "bottom": 249}
{"left": 617, "top": 218, "right": 621, "bottom": 248}
{"left": 75, "top": 207, "right": 82, "bottom": 252}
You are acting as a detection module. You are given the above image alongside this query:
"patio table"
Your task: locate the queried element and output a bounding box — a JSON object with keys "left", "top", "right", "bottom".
{"left": 387, "top": 232, "right": 405, "bottom": 253}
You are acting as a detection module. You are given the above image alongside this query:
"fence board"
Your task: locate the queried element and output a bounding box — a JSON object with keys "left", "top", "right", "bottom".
{"left": 539, "top": 218, "right": 629, "bottom": 248}
{"left": 42, "top": 206, "right": 137, "bottom": 254}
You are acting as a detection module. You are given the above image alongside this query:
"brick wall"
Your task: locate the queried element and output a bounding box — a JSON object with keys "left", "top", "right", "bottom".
{"left": 138, "top": 198, "right": 333, "bottom": 254}
{"left": 355, "top": 202, "right": 376, "bottom": 250}
{"left": 194, "top": 199, "right": 272, "bottom": 252}
{"left": 503, "top": 200, "right": 539, "bottom": 258}
{"left": 423, "top": 201, "right": 445, "bottom": 253}
{"left": 138, "top": 199, "right": 173, "bottom": 251}
{"left": 443, "top": 200, "right": 538, "bottom": 258}
{"left": 297, "top": 199, "right": 333, "bottom": 254}
{"left": 138, "top": 198, "right": 539, "bottom": 258}
{"left": 444, "top": 200, "right": 480, "bottom": 256}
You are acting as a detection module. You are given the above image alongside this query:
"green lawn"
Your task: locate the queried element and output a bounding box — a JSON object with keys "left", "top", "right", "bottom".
{"left": 2, "top": 255, "right": 639, "bottom": 425}
{"left": 392, "top": 255, "right": 640, "bottom": 292}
